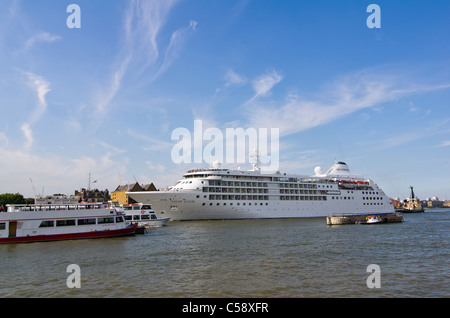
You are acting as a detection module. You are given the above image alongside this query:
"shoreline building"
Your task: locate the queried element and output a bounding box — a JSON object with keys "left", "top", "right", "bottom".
{"left": 111, "top": 183, "right": 157, "bottom": 206}
{"left": 74, "top": 188, "right": 110, "bottom": 203}
{"left": 35, "top": 194, "right": 80, "bottom": 205}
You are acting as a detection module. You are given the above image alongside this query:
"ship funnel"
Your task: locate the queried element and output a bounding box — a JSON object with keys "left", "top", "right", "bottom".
{"left": 325, "top": 161, "right": 351, "bottom": 176}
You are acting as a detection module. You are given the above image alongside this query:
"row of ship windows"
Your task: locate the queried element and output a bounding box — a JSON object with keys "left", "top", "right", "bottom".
{"left": 324, "top": 196, "right": 385, "bottom": 202}
{"left": 207, "top": 181, "right": 320, "bottom": 189}
{"left": 200, "top": 202, "right": 384, "bottom": 207}
{"left": 280, "top": 196, "right": 327, "bottom": 201}
{"left": 209, "top": 181, "right": 269, "bottom": 187}
{"left": 204, "top": 187, "right": 269, "bottom": 193}
{"left": 202, "top": 202, "right": 270, "bottom": 206}
{"left": 280, "top": 190, "right": 318, "bottom": 194}
{"left": 204, "top": 187, "right": 320, "bottom": 194}
{"left": 209, "top": 195, "right": 269, "bottom": 200}
{"left": 199, "top": 193, "right": 385, "bottom": 201}
{"left": 208, "top": 195, "right": 328, "bottom": 201}
{"left": 38, "top": 217, "right": 124, "bottom": 228}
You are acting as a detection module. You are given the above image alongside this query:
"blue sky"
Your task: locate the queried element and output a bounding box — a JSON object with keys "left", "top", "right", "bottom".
{"left": 1, "top": 0, "right": 450, "bottom": 200}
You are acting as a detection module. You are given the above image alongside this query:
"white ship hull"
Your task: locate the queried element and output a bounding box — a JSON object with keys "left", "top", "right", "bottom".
{"left": 128, "top": 162, "right": 395, "bottom": 221}
{"left": 128, "top": 191, "right": 394, "bottom": 221}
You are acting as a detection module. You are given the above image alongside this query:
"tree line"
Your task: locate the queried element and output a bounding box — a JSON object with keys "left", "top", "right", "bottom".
{"left": 0, "top": 193, "right": 34, "bottom": 211}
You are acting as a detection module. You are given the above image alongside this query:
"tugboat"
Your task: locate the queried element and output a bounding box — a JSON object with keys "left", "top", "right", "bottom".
{"left": 395, "top": 186, "right": 424, "bottom": 213}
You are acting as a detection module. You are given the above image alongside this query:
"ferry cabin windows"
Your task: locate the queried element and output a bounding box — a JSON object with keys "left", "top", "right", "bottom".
{"left": 124, "top": 214, "right": 157, "bottom": 221}
{"left": 56, "top": 220, "right": 76, "bottom": 227}
{"left": 130, "top": 214, "right": 157, "bottom": 221}
{"left": 38, "top": 216, "right": 124, "bottom": 228}
{"left": 39, "top": 220, "right": 55, "bottom": 228}
{"left": 123, "top": 205, "right": 153, "bottom": 210}
{"left": 143, "top": 214, "right": 158, "bottom": 220}
{"left": 78, "top": 218, "right": 96, "bottom": 225}
{"left": 98, "top": 217, "right": 115, "bottom": 224}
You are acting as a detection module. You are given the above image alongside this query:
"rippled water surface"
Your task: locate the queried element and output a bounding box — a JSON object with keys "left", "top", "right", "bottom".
{"left": 1, "top": 210, "right": 449, "bottom": 297}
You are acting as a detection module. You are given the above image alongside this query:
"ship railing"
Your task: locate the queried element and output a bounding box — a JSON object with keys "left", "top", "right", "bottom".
{"left": 6, "top": 202, "right": 107, "bottom": 212}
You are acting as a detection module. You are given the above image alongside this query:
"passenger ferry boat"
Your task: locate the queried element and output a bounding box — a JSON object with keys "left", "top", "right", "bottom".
{"left": 0, "top": 203, "right": 138, "bottom": 243}
{"left": 127, "top": 161, "right": 395, "bottom": 221}
{"left": 114, "top": 202, "right": 170, "bottom": 228}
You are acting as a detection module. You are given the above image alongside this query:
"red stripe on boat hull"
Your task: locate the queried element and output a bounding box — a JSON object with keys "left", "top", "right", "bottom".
{"left": 0, "top": 224, "right": 138, "bottom": 244}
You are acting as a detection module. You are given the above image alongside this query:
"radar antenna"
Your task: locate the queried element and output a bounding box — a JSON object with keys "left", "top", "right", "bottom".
{"left": 250, "top": 148, "right": 261, "bottom": 171}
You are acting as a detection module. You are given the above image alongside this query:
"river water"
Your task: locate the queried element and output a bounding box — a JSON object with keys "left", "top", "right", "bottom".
{"left": 0, "top": 210, "right": 448, "bottom": 298}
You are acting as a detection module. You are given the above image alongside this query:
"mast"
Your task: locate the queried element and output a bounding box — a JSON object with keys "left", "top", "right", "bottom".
{"left": 250, "top": 148, "right": 261, "bottom": 171}
{"left": 410, "top": 186, "right": 415, "bottom": 199}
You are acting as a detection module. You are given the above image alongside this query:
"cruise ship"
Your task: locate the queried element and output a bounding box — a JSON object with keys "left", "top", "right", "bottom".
{"left": 127, "top": 161, "right": 395, "bottom": 221}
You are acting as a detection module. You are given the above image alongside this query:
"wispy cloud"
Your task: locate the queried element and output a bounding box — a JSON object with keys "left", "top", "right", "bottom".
{"left": 436, "top": 140, "right": 450, "bottom": 148}
{"left": 152, "top": 20, "right": 197, "bottom": 80}
{"left": 95, "top": 55, "right": 131, "bottom": 113}
{"left": 95, "top": 0, "right": 196, "bottom": 113}
{"left": 123, "top": 0, "right": 177, "bottom": 70}
{"left": 0, "top": 133, "right": 8, "bottom": 146}
{"left": 224, "top": 69, "right": 247, "bottom": 87}
{"left": 127, "top": 128, "right": 174, "bottom": 152}
{"left": 0, "top": 0, "right": 20, "bottom": 48}
{"left": 246, "top": 70, "right": 283, "bottom": 103}
{"left": 21, "top": 123, "right": 33, "bottom": 149}
{"left": 249, "top": 68, "right": 450, "bottom": 136}
{"left": 22, "top": 71, "right": 51, "bottom": 122}
{"left": 125, "top": 1, "right": 197, "bottom": 78}
{"left": 146, "top": 161, "right": 166, "bottom": 173}
{"left": 19, "top": 71, "right": 51, "bottom": 148}
{"left": 95, "top": 141, "right": 127, "bottom": 155}
{"left": 23, "top": 31, "right": 61, "bottom": 51}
